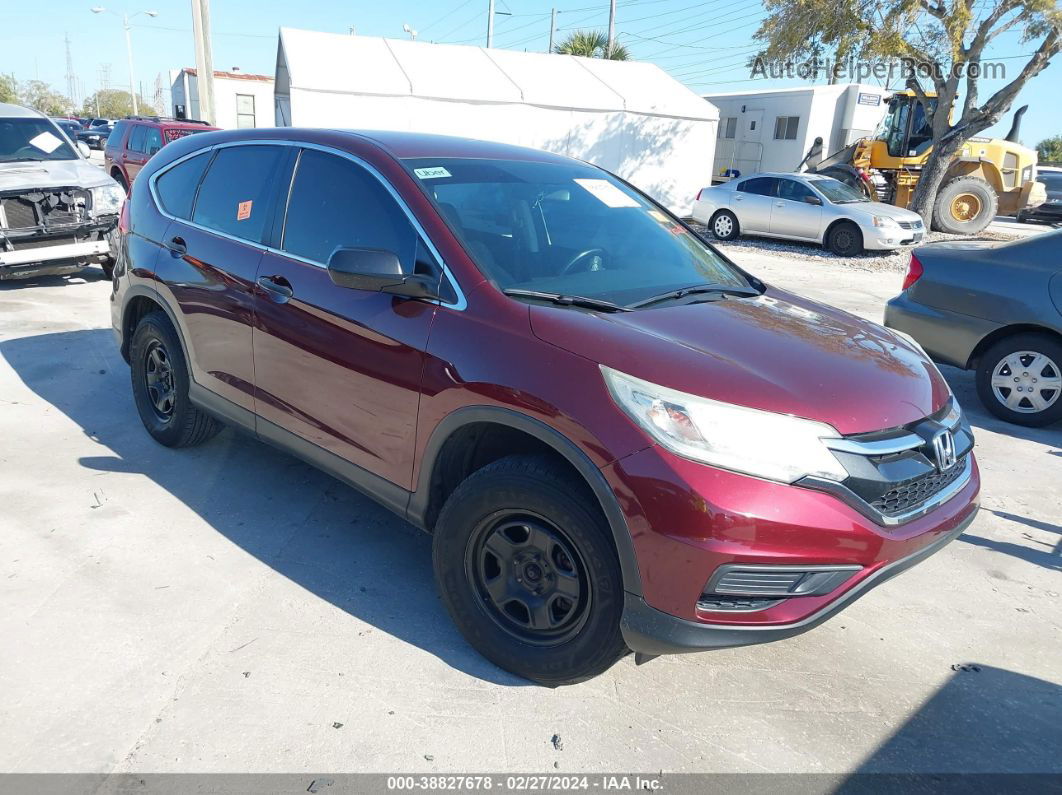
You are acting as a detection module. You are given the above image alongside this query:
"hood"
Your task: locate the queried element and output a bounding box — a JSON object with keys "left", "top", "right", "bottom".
{"left": 846, "top": 201, "right": 922, "bottom": 223}
{"left": 0, "top": 158, "right": 116, "bottom": 193}
{"left": 531, "top": 288, "right": 951, "bottom": 435}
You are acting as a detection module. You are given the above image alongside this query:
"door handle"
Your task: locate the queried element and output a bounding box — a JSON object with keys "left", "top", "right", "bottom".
{"left": 257, "top": 275, "right": 293, "bottom": 303}
{"left": 166, "top": 236, "right": 187, "bottom": 257}
{"left": 774, "top": 202, "right": 785, "bottom": 207}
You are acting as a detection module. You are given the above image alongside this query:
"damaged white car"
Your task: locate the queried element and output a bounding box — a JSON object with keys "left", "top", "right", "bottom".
{"left": 1, "top": 103, "right": 123, "bottom": 281}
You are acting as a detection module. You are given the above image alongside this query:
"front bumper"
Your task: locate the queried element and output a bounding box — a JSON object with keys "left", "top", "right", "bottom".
{"left": 605, "top": 437, "right": 980, "bottom": 654}
{"left": 620, "top": 507, "right": 976, "bottom": 655}
{"left": 863, "top": 224, "right": 925, "bottom": 250}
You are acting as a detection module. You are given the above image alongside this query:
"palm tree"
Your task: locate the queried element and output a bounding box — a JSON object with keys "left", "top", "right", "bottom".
{"left": 553, "top": 31, "right": 630, "bottom": 60}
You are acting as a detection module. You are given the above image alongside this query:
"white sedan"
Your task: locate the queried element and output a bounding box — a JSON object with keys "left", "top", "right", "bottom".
{"left": 691, "top": 172, "right": 925, "bottom": 256}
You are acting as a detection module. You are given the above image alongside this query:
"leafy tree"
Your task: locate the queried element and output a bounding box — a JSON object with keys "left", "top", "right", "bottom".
{"left": 18, "top": 80, "right": 70, "bottom": 116}
{"left": 81, "top": 89, "right": 157, "bottom": 119}
{"left": 554, "top": 31, "right": 631, "bottom": 60}
{"left": 1037, "top": 134, "right": 1062, "bottom": 162}
{"left": 0, "top": 73, "right": 18, "bottom": 104}
{"left": 755, "top": 0, "right": 1061, "bottom": 224}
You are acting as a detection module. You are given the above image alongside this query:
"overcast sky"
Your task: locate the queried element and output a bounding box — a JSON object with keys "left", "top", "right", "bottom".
{"left": 4, "top": 0, "right": 1059, "bottom": 146}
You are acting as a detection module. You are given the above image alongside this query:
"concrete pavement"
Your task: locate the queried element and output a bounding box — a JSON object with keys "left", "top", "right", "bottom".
{"left": 0, "top": 257, "right": 1059, "bottom": 775}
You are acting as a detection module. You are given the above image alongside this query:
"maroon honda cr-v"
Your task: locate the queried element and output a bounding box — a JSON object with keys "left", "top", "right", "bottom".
{"left": 110, "top": 129, "right": 980, "bottom": 685}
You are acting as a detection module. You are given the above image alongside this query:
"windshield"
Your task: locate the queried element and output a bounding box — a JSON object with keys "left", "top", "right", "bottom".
{"left": 0, "top": 118, "right": 79, "bottom": 162}
{"left": 406, "top": 157, "right": 749, "bottom": 306}
{"left": 811, "top": 177, "right": 870, "bottom": 204}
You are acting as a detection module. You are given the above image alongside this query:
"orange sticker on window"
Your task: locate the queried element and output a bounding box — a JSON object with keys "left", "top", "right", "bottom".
{"left": 237, "top": 200, "right": 252, "bottom": 221}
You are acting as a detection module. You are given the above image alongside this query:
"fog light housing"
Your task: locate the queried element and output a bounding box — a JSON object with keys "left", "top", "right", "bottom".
{"left": 698, "top": 564, "right": 861, "bottom": 612}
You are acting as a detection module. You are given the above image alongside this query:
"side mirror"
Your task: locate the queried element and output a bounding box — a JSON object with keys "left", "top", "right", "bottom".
{"left": 327, "top": 247, "right": 441, "bottom": 300}
{"left": 77, "top": 141, "right": 91, "bottom": 158}
{"left": 804, "top": 195, "right": 823, "bottom": 206}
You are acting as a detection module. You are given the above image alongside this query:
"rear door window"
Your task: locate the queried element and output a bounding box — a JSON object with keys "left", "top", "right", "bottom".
{"left": 738, "top": 177, "right": 777, "bottom": 196}
{"left": 281, "top": 149, "right": 417, "bottom": 268}
{"left": 192, "top": 145, "right": 287, "bottom": 243}
{"left": 155, "top": 151, "right": 211, "bottom": 219}
{"left": 127, "top": 124, "right": 147, "bottom": 153}
{"left": 144, "top": 127, "right": 163, "bottom": 155}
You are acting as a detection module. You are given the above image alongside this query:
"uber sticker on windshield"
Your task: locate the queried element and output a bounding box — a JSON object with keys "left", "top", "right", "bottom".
{"left": 414, "top": 166, "right": 452, "bottom": 180}
{"left": 573, "top": 178, "right": 640, "bottom": 208}
{"left": 237, "top": 200, "right": 253, "bottom": 221}
{"left": 29, "top": 131, "right": 64, "bottom": 154}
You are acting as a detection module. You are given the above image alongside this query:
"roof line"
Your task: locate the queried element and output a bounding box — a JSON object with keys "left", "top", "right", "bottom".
{"left": 285, "top": 83, "right": 714, "bottom": 121}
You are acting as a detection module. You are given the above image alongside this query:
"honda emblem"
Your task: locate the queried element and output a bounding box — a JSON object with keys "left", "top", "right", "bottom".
{"left": 931, "top": 429, "right": 957, "bottom": 472}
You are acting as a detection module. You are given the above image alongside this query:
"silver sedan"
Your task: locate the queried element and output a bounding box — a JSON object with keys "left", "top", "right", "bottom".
{"left": 692, "top": 172, "right": 925, "bottom": 256}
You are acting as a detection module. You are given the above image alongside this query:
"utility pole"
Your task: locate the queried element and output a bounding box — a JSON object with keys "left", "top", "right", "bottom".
{"left": 487, "top": 0, "right": 495, "bottom": 47}
{"left": 64, "top": 33, "right": 79, "bottom": 110}
{"left": 548, "top": 8, "right": 556, "bottom": 53}
{"left": 606, "top": 0, "right": 616, "bottom": 58}
{"left": 190, "top": 0, "right": 216, "bottom": 125}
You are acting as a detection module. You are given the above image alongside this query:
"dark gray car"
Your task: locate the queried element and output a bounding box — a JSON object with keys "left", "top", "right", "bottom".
{"left": 885, "top": 229, "right": 1062, "bottom": 427}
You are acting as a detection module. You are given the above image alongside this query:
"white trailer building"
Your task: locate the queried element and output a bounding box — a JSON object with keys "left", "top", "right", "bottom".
{"left": 274, "top": 28, "right": 718, "bottom": 213}
{"left": 704, "top": 84, "right": 890, "bottom": 182}
{"left": 170, "top": 68, "right": 275, "bottom": 129}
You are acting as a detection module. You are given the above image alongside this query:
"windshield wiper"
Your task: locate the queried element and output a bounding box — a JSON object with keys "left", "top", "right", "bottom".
{"left": 503, "top": 288, "right": 632, "bottom": 313}
{"left": 628, "top": 284, "right": 760, "bottom": 309}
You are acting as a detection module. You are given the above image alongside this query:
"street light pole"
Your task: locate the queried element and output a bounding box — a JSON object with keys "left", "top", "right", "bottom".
{"left": 122, "top": 13, "right": 138, "bottom": 115}
{"left": 91, "top": 6, "right": 158, "bottom": 116}
{"left": 606, "top": 0, "right": 616, "bottom": 58}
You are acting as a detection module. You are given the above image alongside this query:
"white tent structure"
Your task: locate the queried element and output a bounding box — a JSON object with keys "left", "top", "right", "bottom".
{"left": 274, "top": 28, "right": 718, "bottom": 213}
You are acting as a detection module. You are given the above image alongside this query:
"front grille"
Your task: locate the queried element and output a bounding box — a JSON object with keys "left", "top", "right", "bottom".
{"left": 897, "top": 220, "right": 923, "bottom": 230}
{"left": 870, "top": 457, "right": 968, "bottom": 517}
{"left": 1, "top": 197, "right": 37, "bottom": 229}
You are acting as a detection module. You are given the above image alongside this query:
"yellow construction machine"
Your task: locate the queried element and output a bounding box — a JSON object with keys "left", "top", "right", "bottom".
{"left": 808, "top": 91, "right": 1046, "bottom": 234}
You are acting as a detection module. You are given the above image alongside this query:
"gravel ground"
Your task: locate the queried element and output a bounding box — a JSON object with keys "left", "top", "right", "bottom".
{"left": 685, "top": 220, "right": 1041, "bottom": 273}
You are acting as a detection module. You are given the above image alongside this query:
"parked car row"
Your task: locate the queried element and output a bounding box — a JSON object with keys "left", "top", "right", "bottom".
{"left": 1, "top": 102, "right": 122, "bottom": 281}
{"left": 104, "top": 116, "right": 217, "bottom": 192}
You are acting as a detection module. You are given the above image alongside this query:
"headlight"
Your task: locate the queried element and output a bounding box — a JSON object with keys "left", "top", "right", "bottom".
{"left": 873, "top": 215, "right": 899, "bottom": 227}
{"left": 602, "top": 367, "right": 848, "bottom": 484}
{"left": 91, "top": 184, "right": 124, "bottom": 216}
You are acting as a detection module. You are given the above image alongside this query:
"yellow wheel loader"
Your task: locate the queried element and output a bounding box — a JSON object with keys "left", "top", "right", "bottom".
{"left": 807, "top": 91, "right": 1046, "bottom": 234}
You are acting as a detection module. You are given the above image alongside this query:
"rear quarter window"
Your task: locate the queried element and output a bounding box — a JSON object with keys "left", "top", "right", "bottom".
{"left": 155, "top": 151, "right": 211, "bottom": 219}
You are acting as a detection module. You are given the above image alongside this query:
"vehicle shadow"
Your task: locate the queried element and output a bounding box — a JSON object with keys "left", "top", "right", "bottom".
{"left": 846, "top": 664, "right": 1062, "bottom": 778}
{"left": 0, "top": 327, "right": 529, "bottom": 687}
{"left": 959, "top": 509, "right": 1062, "bottom": 573}
{"left": 0, "top": 268, "right": 109, "bottom": 290}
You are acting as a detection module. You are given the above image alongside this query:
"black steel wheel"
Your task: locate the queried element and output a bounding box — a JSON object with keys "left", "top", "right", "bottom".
{"left": 143, "top": 340, "right": 176, "bottom": 421}
{"left": 465, "top": 511, "right": 591, "bottom": 646}
{"left": 433, "top": 455, "right": 628, "bottom": 686}
{"left": 129, "top": 311, "right": 221, "bottom": 447}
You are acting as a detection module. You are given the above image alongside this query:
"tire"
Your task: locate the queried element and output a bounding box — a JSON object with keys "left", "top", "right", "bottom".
{"left": 932, "top": 176, "right": 998, "bottom": 234}
{"left": 1015, "top": 211, "right": 1026, "bottom": 224}
{"left": 826, "top": 221, "right": 863, "bottom": 256}
{"left": 432, "top": 455, "right": 628, "bottom": 686}
{"left": 975, "top": 333, "right": 1062, "bottom": 427}
{"left": 129, "top": 311, "right": 221, "bottom": 447}
{"left": 710, "top": 210, "right": 740, "bottom": 240}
